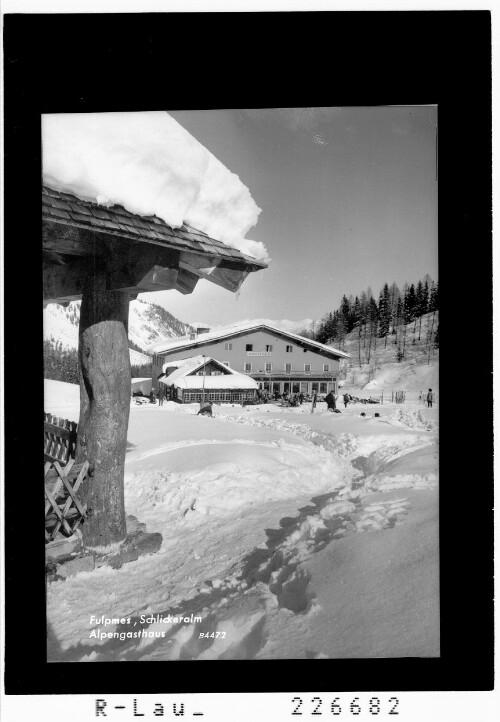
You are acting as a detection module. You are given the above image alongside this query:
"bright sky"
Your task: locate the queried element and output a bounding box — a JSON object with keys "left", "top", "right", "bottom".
{"left": 144, "top": 106, "right": 438, "bottom": 328}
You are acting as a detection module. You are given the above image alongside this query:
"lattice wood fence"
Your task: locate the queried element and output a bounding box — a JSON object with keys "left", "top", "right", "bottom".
{"left": 44, "top": 413, "right": 78, "bottom": 465}
{"left": 44, "top": 458, "right": 89, "bottom": 542}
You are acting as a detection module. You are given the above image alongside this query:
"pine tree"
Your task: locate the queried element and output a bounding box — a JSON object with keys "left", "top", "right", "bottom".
{"left": 429, "top": 282, "right": 439, "bottom": 312}
{"left": 416, "top": 279, "right": 426, "bottom": 340}
{"left": 395, "top": 296, "right": 404, "bottom": 353}
{"left": 388, "top": 282, "right": 400, "bottom": 334}
{"left": 405, "top": 283, "right": 417, "bottom": 323}
{"left": 336, "top": 315, "right": 346, "bottom": 350}
{"left": 378, "top": 290, "right": 387, "bottom": 337}
{"left": 378, "top": 284, "right": 391, "bottom": 346}
{"left": 415, "top": 280, "right": 425, "bottom": 316}
{"left": 367, "top": 297, "right": 379, "bottom": 364}
{"left": 360, "top": 291, "right": 369, "bottom": 349}
{"left": 316, "top": 312, "right": 334, "bottom": 344}
{"left": 350, "top": 296, "right": 362, "bottom": 367}
{"left": 339, "top": 295, "right": 352, "bottom": 333}
{"left": 347, "top": 294, "right": 356, "bottom": 331}
{"left": 426, "top": 281, "right": 439, "bottom": 363}
{"left": 331, "top": 310, "right": 339, "bottom": 341}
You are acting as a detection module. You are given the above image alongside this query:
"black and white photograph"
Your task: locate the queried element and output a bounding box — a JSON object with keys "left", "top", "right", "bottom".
{"left": 2, "top": 6, "right": 494, "bottom": 714}
{"left": 41, "top": 106, "right": 440, "bottom": 662}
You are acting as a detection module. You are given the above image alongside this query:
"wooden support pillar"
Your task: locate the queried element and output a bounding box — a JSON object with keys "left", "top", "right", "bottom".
{"left": 75, "top": 272, "right": 131, "bottom": 547}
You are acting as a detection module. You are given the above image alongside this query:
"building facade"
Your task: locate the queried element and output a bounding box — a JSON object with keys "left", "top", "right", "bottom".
{"left": 151, "top": 324, "right": 349, "bottom": 396}
{"left": 158, "top": 355, "right": 258, "bottom": 404}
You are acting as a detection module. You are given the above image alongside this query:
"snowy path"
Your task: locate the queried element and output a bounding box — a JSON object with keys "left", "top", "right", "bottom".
{"left": 45, "top": 384, "right": 439, "bottom": 661}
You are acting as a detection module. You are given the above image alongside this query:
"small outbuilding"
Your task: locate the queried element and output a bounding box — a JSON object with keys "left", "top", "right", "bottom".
{"left": 158, "top": 356, "right": 258, "bottom": 404}
{"left": 131, "top": 377, "right": 153, "bottom": 397}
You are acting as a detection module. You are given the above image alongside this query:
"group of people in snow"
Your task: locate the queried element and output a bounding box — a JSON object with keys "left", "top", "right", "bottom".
{"left": 279, "top": 390, "right": 305, "bottom": 407}
{"left": 324, "top": 391, "right": 353, "bottom": 412}
{"left": 419, "top": 388, "right": 435, "bottom": 407}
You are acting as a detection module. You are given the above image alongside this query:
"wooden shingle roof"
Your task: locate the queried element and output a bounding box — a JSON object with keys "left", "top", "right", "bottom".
{"left": 43, "top": 187, "right": 267, "bottom": 305}
{"left": 42, "top": 187, "right": 267, "bottom": 269}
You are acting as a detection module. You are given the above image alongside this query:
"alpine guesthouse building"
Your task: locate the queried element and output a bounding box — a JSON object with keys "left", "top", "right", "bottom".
{"left": 151, "top": 323, "right": 349, "bottom": 401}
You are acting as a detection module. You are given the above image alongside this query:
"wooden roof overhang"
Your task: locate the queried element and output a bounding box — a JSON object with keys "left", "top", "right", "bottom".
{"left": 42, "top": 187, "right": 267, "bottom": 306}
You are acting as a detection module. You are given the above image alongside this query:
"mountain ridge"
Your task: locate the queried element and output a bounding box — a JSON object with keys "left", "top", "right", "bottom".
{"left": 43, "top": 298, "right": 194, "bottom": 355}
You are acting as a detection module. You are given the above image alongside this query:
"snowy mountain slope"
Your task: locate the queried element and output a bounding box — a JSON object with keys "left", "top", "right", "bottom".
{"left": 130, "top": 348, "right": 153, "bottom": 366}
{"left": 43, "top": 298, "right": 193, "bottom": 354}
{"left": 336, "top": 311, "right": 439, "bottom": 393}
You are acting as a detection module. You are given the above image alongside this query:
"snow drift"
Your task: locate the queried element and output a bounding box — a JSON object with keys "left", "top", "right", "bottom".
{"left": 45, "top": 380, "right": 438, "bottom": 661}
{"left": 42, "top": 111, "right": 267, "bottom": 260}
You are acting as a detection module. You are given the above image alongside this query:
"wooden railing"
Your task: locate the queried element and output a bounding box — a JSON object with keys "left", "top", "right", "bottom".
{"left": 44, "top": 459, "right": 89, "bottom": 542}
{"left": 44, "top": 413, "right": 78, "bottom": 465}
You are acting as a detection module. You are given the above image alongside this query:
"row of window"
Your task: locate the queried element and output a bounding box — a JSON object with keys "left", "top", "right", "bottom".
{"left": 239, "top": 362, "right": 331, "bottom": 373}
{"left": 261, "top": 381, "right": 333, "bottom": 394}
{"left": 153, "top": 344, "right": 295, "bottom": 366}
{"left": 182, "top": 390, "right": 256, "bottom": 403}
{"left": 224, "top": 343, "right": 293, "bottom": 353}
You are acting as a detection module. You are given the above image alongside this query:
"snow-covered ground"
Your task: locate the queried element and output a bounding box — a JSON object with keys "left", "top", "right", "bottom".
{"left": 45, "top": 380, "right": 439, "bottom": 661}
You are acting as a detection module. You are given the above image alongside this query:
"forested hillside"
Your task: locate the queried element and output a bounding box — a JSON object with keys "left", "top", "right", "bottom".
{"left": 301, "top": 276, "right": 438, "bottom": 362}
{"left": 298, "top": 276, "right": 439, "bottom": 393}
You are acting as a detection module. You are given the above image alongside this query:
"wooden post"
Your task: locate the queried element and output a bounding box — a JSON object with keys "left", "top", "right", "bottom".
{"left": 75, "top": 272, "right": 131, "bottom": 547}
{"left": 311, "top": 392, "right": 316, "bottom": 414}
{"left": 202, "top": 355, "right": 206, "bottom": 404}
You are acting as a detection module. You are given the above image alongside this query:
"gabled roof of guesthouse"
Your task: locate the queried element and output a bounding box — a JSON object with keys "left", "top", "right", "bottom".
{"left": 161, "top": 355, "right": 231, "bottom": 376}
{"left": 150, "top": 322, "right": 350, "bottom": 360}
{"left": 158, "top": 355, "right": 258, "bottom": 390}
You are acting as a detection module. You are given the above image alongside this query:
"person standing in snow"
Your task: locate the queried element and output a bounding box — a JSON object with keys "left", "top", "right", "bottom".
{"left": 325, "top": 390, "right": 336, "bottom": 412}
{"left": 158, "top": 384, "right": 164, "bottom": 406}
{"left": 197, "top": 401, "right": 213, "bottom": 417}
{"left": 426, "top": 388, "right": 434, "bottom": 408}
{"left": 343, "top": 392, "right": 350, "bottom": 409}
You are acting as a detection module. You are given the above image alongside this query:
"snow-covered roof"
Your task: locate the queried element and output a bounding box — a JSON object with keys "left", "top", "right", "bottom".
{"left": 42, "top": 111, "right": 267, "bottom": 261}
{"left": 42, "top": 187, "right": 267, "bottom": 270}
{"left": 158, "top": 355, "right": 258, "bottom": 390}
{"left": 131, "top": 377, "right": 152, "bottom": 394}
{"left": 150, "top": 322, "right": 350, "bottom": 359}
{"left": 161, "top": 354, "right": 210, "bottom": 374}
